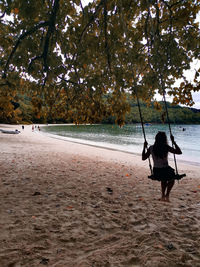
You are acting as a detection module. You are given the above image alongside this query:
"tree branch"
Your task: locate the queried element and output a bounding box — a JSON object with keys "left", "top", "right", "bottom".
{"left": 103, "top": 0, "right": 111, "bottom": 71}
{"left": 3, "top": 0, "right": 60, "bottom": 79}
{"left": 58, "top": 75, "right": 80, "bottom": 86}
{"left": 0, "top": 80, "right": 12, "bottom": 87}
{"left": 28, "top": 55, "right": 43, "bottom": 73}
{"left": 42, "top": 0, "right": 60, "bottom": 72}
{"left": 0, "top": 10, "right": 6, "bottom": 19}
{"left": 3, "top": 21, "right": 49, "bottom": 78}
{"left": 79, "top": 0, "right": 104, "bottom": 43}
{"left": 160, "top": 0, "right": 185, "bottom": 9}
{"left": 80, "top": 0, "right": 84, "bottom": 15}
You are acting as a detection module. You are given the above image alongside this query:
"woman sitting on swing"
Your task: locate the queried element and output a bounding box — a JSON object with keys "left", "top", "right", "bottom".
{"left": 142, "top": 131, "right": 182, "bottom": 202}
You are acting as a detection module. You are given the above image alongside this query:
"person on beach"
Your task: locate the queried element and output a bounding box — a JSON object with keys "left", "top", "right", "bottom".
{"left": 142, "top": 131, "right": 182, "bottom": 202}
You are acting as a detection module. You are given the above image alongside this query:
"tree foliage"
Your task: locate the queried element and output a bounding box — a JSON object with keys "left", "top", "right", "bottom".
{"left": 0, "top": 0, "right": 200, "bottom": 125}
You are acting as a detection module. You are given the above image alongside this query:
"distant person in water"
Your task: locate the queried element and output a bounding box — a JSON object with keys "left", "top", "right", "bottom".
{"left": 142, "top": 131, "right": 182, "bottom": 202}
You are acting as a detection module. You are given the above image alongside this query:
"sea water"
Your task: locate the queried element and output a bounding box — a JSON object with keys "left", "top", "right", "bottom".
{"left": 42, "top": 124, "right": 200, "bottom": 166}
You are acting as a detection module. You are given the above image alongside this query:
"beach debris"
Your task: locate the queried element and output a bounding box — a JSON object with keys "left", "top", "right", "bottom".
{"left": 106, "top": 187, "right": 113, "bottom": 194}
{"left": 57, "top": 249, "right": 62, "bottom": 254}
{"left": 92, "top": 204, "right": 99, "bottom": 208}
{"left": 112, "top": 210, "right": 119, "bottom": 213}
{"left": 166, "top": 243, "right": 175, "bottom": 250}
{"left": 40, "top": 258, "right": 49, "bottom": 265}
{"left": 92, "top": 201, "right": 102, "bottom": 208}
{"left": 66, "top": 206, "right": 73, "bottom": 210}
{"left": 125, "top": 173, "right": 130, "bottom": 177}
{"left": 34, "top": 225, "right": 42, "bottom": 231}
{"left": 191, "top": 190, "right": 197, "bottom": 193}
{"left": 154, "top": 243, "right": 163, "bottom": 249}
{"left": 32, "top": 191, "right": 41, "bottom": 196}
{"left": 7, "top": 209, "right": 13, "bottom": 214}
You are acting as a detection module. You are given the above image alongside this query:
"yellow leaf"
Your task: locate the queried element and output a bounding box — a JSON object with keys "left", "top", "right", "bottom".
{"left": 34, "top": 17, "right": 40, "bottom": 22}
{"left": 20, "top": 78, "right": 24, "bottom": 86}
{"left": 14, "top": 8, "right": 19, "bottom": 14}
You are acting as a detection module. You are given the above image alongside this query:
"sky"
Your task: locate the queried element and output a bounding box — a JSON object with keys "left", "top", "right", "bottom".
{"left": 82, "top": 0, "right": 200, "bottom": 109}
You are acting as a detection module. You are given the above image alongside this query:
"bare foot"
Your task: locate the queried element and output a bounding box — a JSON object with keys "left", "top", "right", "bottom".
{"left": 159, "top": 197, "right": 166, "bottom": 202}
{"left": 165, "top": 197, "right": 170, "bottom": 202}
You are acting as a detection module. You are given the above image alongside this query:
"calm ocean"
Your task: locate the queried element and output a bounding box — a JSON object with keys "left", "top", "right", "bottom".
{"left": 42, "top": 124, "right": 200, "bottom": 166}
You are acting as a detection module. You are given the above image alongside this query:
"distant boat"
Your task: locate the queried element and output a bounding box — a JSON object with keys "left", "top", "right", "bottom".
{"left": 136, "top": 123, "right": 152, "bottom": 128}
{"left": 0, "top": 129, "right": 20, "bottom": 134}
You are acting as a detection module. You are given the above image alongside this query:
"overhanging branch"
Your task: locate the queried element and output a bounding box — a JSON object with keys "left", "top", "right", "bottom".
{"left": 79, "top": 0, "right": 104, "bottom": 43}
{"left": 103, "top": 0, "right": 111, "bottom": 71}
{"left": 3, "top": 21, "right": 49, "bottom": 78}
{"left": 42, "top": 0, "right": 60, "bottom": 72}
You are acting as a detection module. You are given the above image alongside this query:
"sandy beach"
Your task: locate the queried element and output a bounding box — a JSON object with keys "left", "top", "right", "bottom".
{"left": 0, "top": 124, "right": 200, "bottom": 267}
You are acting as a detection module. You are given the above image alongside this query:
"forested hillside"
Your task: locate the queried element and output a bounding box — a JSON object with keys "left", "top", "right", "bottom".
{"left": 104, "top": 99, "right": 200, "bottom": 124}
{"left": 126, "top": 102, "right": 200, "bottom": 124}
{"left": 0, "top": 94, "right": 199, "bottom": 124}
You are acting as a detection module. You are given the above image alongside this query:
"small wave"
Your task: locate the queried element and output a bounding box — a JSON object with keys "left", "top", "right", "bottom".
{"left": 41, "top": 127, "right": 200, "bottom": 167}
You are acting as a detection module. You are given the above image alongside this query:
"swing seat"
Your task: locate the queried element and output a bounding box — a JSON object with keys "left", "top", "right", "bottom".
{"left": 148, "top": 173, "right": 186, "bottom": 180}
{"left": 175, "top": 173, "right": 186, "bottom": 180}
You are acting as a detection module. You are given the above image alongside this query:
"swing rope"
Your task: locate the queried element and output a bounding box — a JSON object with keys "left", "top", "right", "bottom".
{"left": 134, "top": 87, "right": 153, "bottom": 175}
{"left": 160, "top": 75, "right": 178, "bottom": 175}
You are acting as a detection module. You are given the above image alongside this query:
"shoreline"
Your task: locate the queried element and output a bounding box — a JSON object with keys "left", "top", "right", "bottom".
{"left": 41, "top": 130, "right": 200, "bottom": 168}
{"left": 1, "top": 123, "right": 200, "bottom": 171}
{"left": 0, "top": 124, "right": 200, "bottom": 266}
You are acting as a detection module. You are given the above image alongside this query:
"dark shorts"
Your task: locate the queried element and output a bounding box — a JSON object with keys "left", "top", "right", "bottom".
{"left": 152, "top": 166, "right": 176, "bottom": 181}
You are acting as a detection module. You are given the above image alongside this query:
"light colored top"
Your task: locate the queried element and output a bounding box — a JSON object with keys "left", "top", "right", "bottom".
{"left": 149, "top": 145, "right": 168, "bottom": 168}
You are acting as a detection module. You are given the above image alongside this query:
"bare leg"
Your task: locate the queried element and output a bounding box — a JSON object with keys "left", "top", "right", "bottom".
{"left": 161, "top": 181, "right": 167, "bottom": 201}
{"left": 165, "top": 180, "right": 175, "bottom": 202}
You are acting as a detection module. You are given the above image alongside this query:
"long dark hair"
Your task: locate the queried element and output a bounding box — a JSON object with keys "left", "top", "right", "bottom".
{"left": 153, "top": 131, "right": 168, "bottom": 158}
